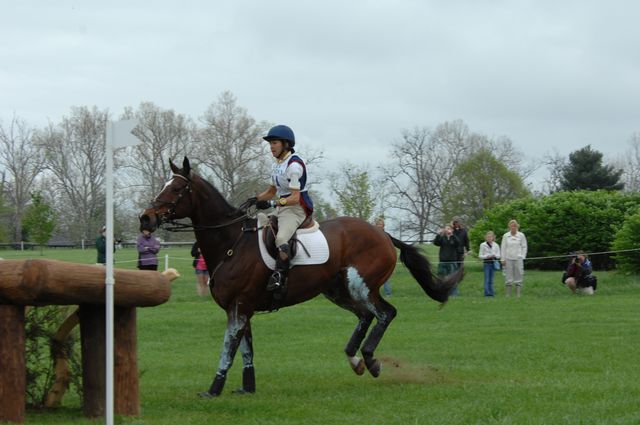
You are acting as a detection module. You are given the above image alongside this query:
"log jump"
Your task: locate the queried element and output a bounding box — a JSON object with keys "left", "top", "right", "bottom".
{"left": 0, "top": 259, "right": 175, "bottom": 423}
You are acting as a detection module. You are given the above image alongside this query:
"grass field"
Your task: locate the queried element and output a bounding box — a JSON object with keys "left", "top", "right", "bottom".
{"left": 3, "top": 246, "right": 640, "bottom": 425}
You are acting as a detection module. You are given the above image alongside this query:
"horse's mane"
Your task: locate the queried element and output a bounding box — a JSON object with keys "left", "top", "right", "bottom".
{"left": 191, "top": 172, "right": 239, "bottom": 215}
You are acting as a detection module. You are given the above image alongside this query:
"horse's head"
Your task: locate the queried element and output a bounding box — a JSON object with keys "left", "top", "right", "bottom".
{"left": 140, "top": 157, "right": 194, "bottom": 231}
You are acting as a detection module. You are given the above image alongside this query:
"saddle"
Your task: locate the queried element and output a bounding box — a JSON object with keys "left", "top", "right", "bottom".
{"left": 262, "top": 215, "right": 314, "bottom": 260}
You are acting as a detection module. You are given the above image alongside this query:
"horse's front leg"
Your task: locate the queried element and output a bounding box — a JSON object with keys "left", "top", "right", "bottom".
{"left": 199, "top": 305, "right": 248, "bottom": 398}
{"left": 233, "top": 321, "right": 255, "bottom": 394}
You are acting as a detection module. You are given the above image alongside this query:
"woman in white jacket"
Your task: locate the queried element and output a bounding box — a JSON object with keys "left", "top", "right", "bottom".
{"left": 479, "top": 231, "right": 501, "bottom": 297}
{"left": 500, "top": 219, "right": 528, "bottom": 297}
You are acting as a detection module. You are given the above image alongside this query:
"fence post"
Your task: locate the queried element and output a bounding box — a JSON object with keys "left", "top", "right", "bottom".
{"left": 164, "top": 254, "right": 169, "bottom": 271}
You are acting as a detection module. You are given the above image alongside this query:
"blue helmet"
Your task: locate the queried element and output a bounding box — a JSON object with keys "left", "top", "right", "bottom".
{"left": 263, "top": 125, "right": 295, "bottom": 147}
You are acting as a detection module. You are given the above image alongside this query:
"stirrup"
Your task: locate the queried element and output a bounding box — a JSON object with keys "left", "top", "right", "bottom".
{"left": 267, "top": 271, "right": 283, "bottom": 291}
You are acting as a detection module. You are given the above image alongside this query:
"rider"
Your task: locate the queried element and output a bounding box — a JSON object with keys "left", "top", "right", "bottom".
{"left": 252, "top": 125, "right": 313, "bottom": 290}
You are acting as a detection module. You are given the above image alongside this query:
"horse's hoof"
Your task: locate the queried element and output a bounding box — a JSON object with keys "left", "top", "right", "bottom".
{"left": 198, "top": 391, "right": 219, "bottom": 398}
{"left": 367, "top": 359, "right": 381, "bottom": 378}
{"left": 232, "top": 388, "right": 255, "bottom": 395}
{"left": 353, "top": 359, "right": 366, "bottom": 376}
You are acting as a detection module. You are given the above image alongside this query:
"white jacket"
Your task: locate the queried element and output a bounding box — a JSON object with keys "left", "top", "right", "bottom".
{"left": 479, "top": 241, "right": 501, "bottom": 261}
{"left": 500, "top": 231, "right": 527, "bottom": 260}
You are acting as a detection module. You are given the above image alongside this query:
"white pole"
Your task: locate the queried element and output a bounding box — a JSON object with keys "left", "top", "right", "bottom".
{"left": 103, "top": 119, "right": 139, "bottom": 425}
{"left": 165, "top": 254, "right": 169, "bottom": 271}
{"left": 105, "top": 122, "right": 115, "bottom": 425}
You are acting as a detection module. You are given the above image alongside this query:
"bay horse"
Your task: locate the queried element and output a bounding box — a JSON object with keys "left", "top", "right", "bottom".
{"left": 140, "top": 157, "right": 462, "bottom": 397}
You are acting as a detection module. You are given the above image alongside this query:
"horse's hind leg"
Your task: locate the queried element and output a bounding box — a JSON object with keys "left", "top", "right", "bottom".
{"left": 344, "top": 312, "right": 375, "bottom": 375}
{"left": 361, "top": 298, "right": 397, "bottom": 377}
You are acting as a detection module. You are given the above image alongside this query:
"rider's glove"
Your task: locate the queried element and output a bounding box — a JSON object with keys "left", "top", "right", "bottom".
{"left": 256, "top": 200, "right": 275, "bottom": 210}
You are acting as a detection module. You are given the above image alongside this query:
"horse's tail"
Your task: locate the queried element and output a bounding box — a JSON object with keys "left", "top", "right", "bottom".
{"left": 388, "top": 235, "right": 463, "bottom": 303}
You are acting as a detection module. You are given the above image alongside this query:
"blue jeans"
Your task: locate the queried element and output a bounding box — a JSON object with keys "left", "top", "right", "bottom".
{"left": 438, "top": 262, "right": 460, "bottom": 295}
{"left": 483, "top": 262, "right": 495, "bottom": 297}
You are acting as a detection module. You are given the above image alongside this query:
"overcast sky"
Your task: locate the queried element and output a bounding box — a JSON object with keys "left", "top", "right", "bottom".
{"left": 2, "top": 1, "right": 639, "bottom": 188}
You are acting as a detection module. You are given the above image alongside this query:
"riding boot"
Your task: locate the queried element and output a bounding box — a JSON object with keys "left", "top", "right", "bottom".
{"left": 267, "top": 244, "right": 290, "bottom": 291}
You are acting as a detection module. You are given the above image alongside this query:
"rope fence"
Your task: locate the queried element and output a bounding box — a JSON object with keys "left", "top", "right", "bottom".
{"left": 1, "top": 246, "right": 638, "bottom": 270}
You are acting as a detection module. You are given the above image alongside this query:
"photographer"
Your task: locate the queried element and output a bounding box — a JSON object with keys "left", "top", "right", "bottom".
{"left": 563, "top": 251, "right": 597, "bottom": 295}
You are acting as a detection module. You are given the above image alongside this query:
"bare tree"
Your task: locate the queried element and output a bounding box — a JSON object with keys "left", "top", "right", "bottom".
{"left": 118, "top": 102, "right": 199, "bottom": 203}
{"left": 198, "top": 91, "right": 271, "bottom": 204}
{"left": 542, "top": 150, "right": 567, "bottom": 193}
{"left": 383, "top": 125, "right": 468, "bottom": 243}
{"left": 37, "top": 106, "right": 108, "bottom": 241}
{"left": 621, "top": 133, "right": 640, "bottom": 192}
{"left": 0, "top": 116, "right": 46, "bottom": 241}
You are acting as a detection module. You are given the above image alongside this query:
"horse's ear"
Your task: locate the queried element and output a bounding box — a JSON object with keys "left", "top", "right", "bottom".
{"left": 182, "top": 156, "right": 191, "bottom": 177}
{"left": 169, "top": 158, "right": 179, "bottom": 174}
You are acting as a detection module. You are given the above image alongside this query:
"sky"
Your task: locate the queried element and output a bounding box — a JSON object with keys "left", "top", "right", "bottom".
{"left": 2, "top": 1, "right": 639, "bottom": 190}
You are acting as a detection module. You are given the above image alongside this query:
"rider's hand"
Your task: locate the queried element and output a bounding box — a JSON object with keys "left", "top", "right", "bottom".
{"left": 256, "top": 200, "right": 274, "bottom": 210}
{"left": 246, "top": 196, "right": 258, "bottom": 206}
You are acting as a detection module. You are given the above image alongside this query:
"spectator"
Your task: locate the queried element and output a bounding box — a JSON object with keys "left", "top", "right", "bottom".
{"left": 433, "top": 224, "right": 462, "bottom": 278}
{"left": 500, "top": 219, "right": 527, "bottom": 297}
{"left": 192, "top": 242, "right": 210, "bottom": 297}
{"left": 137, "top": 226, "right": 161, "bottom": 271}
{"left": 563, "top": 251, "right": 597, "bottom": 295}
{"left": 478, "top": 231, "right": 501, "bottom": 297}
{"left": 375, "top": 216, "right": 392, "bottom": 296}
{"left": 452, "top": 217, "right": 470, "bottom": 267}
{"left": 96, "top": 226, "right": 107, "bottom": 265}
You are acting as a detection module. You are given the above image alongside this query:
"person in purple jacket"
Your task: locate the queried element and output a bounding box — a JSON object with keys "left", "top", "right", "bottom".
{"left": 137, "top": 225, "right": 161, "bottom": 271}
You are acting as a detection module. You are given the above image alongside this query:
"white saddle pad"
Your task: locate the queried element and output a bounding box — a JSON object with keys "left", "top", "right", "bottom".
{"left": 257, "top": 213, "right": 330, "bottom": 270}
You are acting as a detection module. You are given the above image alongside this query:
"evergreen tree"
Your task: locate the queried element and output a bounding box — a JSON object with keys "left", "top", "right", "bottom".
{"left": 560, "top": 145, "right": 624, "bottom": 191}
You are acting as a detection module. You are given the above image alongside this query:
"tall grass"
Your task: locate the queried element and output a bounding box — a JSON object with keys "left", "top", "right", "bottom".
{"left": 5, "top": 246, "right": 639, "bottom": 425}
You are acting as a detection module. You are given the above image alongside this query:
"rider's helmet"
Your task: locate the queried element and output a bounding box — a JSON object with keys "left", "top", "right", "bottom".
{"left": 263, "top": 125, "right": 295, "bottom": 148}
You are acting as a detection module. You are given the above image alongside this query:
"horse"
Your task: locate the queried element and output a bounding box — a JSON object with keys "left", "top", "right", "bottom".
{"left": 139, "top": 157, "right": 463, "bottom": 397}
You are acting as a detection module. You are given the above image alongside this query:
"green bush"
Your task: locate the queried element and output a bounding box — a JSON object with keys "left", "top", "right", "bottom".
{"left": 611, "top": 211, "right": 640, "bottom": 273}
{"left": 469, "top": 191, "right": 640, "bottom": 270}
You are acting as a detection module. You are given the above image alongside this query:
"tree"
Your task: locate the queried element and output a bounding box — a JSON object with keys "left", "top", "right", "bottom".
{"left": 383, "top": 123, "right": 470, "bottom": 242}
{"left": 0, "top": 179, "right": 10, "bottom": 242}
{"left": 0, "top": 115, "right": 46, "bottom": 241}
{"left": 119, "top": 102, "right": 199, "bottom": 198}
{"left": 37, "top": 106, "right": 108, "bottom": 241}
{"left": 198, "top": 91, "right": 270, "bottom": 204}
{"left": 441, "top": 149, "right": 529, "bottom": 226}
{"left": 330, "top": 163, "right": 377, "bottom": 220}
{"left": 621, "top": 133, "right": 640, "bottom": 192}
{"left": 542, "top": 151, "right": 567, "bottom": 194}
{"left": 560, "top": 145, "right": 624, "bottom": 191}
{"left": 308, "top": 191, "right": 338, "bottom": 222}
{"left": 22, "top": 192, "right": 56, "bottom": 255}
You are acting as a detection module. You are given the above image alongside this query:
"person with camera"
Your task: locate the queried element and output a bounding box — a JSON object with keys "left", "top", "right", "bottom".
{"left": 433, "top": 224, "right": 462, "bottom": 278}
{"left": 563, "top": 251, "right": 597, "bottom": 295}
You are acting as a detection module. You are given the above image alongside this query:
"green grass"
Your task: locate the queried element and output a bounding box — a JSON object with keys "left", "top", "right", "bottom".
{"left": 4, "top": 246, "right": 640, "bottom": 425}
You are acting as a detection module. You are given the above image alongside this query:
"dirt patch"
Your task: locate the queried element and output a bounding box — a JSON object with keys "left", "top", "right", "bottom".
{"left": 377, "top": 356, "right": 453, "bottom": 385}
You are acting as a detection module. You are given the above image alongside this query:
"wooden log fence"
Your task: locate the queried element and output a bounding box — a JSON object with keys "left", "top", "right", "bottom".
{"left": 0, "top": 259, "right": 174, "bottom": 423}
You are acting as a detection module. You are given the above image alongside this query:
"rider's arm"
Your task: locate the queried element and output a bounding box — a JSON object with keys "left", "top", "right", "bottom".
{"left": 257, "top": 186, "right": 276, "bottom": 201}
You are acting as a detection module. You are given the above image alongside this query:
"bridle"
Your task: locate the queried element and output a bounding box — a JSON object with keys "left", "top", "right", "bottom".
{"left": 150, "top": 173, "right": 193, "bottom": 229}
{"left": 150, "top": 173, "right": 249, "bottom": 232}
